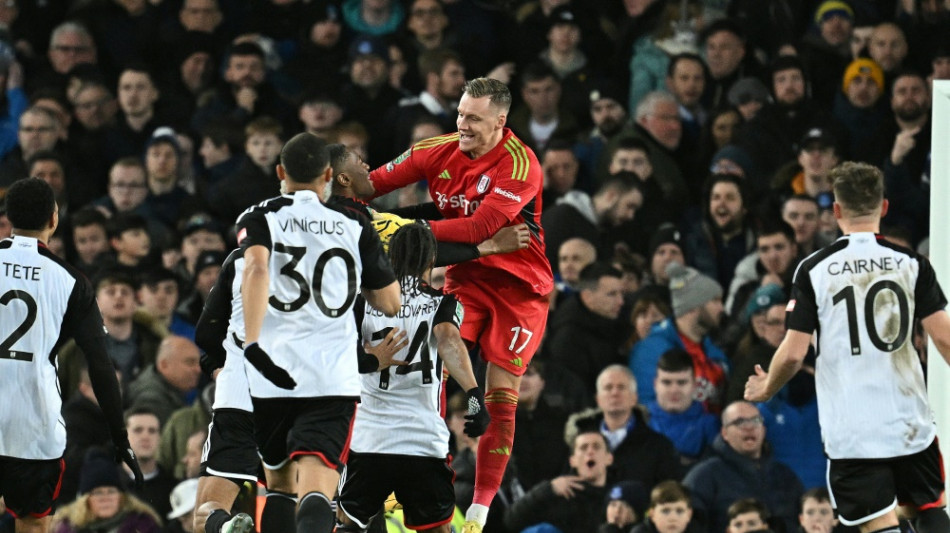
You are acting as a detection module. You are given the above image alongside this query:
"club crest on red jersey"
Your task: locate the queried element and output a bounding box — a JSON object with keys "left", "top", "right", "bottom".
{"left": 476, "top": 174, "right": 491, "bottom": 194}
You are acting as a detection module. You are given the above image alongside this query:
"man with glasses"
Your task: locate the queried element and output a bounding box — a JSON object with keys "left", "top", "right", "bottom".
{"left": 27, "top": 21, "right": 97, "bottom": 94}
{"left": 0, "top": 106, "right": 64, "bottom": 193}
{"left": 683, "top": 401, "right": 804, "bottom": 533}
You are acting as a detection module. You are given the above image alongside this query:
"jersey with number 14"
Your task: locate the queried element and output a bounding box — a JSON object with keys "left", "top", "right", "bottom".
{"left": 787, "top": 233, "right": 947, "bottom": 459}
{"left": 351, "top": 284, "right": 462, "bottom": 458}
{"left": 369, "top": 129, "right": 553, "bottom": 296}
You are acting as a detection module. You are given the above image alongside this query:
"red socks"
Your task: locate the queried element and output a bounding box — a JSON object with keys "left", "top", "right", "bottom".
{"left": 472, "top": 388, "right": 518, "bottom": 506}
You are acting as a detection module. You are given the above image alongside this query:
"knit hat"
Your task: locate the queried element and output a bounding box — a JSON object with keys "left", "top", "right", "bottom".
{"left": 727, "top": 77, "right": 770, "bottom": 107}
{"left": 744, "top": 283, "right": 787, "bottom": 323}
{"left": 842, "top": 58, "right": 884, "bottom": 93}
{"left": 648, "top": 223, "right": 684, "bottom": 261}
{"left": 814, "top": 0, "right": 854, "bottom": 25}
{"left": 667, "top": 262, "right": 722, "bottom": 317}
{"left": 167, "top": 478, "right": 200, "bottom": 520}
{"left": 78, "top": 448, "right": 124, "bottom": 495}
{"left": 710, "top": 145, "right": 756, "bottom": 179}
{"left": 606, "top": 480, "right": 649, "bottom": 520}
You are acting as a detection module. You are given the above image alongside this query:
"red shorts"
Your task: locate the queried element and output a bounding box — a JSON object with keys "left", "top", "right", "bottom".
{"left": 446, "top": 275, "right": 549, "bottom": 376}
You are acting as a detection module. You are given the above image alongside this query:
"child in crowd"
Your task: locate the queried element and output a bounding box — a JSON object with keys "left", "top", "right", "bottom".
{"left": 634, "top": 480, "right": 697, "bottom": 533}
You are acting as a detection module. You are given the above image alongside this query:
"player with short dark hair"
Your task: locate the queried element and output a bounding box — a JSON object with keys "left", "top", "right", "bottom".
{"left": 362, "top": 78, "right": 554, "bottom": 532}
{"left": 228, "top": 132, "right": 400, "bottom": 533}
{"left": 0, "top": 178, "right": 142, "bottom": 533}
{"left": 337, "top": 223, "right": 488, "bottom": 533}
{"left": 746, "top": 161, "right": 950, "bottom": 533}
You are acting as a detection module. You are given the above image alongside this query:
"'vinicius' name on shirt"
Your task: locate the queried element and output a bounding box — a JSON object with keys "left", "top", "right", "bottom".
{"left": 278, "top": 218, "right": 345, "bottom": 235}
{"left": 826, "top": 256, "right": 904, "bottom": 276}
{"left": 2, "top": 262, "right": 41, "bottom": 280}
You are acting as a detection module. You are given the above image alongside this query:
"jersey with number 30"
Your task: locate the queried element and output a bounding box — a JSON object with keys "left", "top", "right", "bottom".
{"left": 351, "top": 284, "right": 463, "bottom": 458}
{"left": 787, "top": 233, "right": 947, "bottom": 459}
{"left": 235, "top": 190, "right": 395, "bottom": 399}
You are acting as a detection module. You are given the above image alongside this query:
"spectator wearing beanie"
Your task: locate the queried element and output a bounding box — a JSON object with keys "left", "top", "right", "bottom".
{"left": 599, "top": 480, "right": 650, "bottom": 533}
{"left": 52, "top": 448, "right": 162, "bottom": 533}
{"left": 634, "top": 223, "right": 685, "bottom": 305}
{"left": 727, "top": 78, "right": 770, "bottom": 121}
{"left": 833, "top": 58, "right": 887, "bottom": 158}
{"left": 629, "top": 263, "right": 728, "bottom": 413}
{"left": 799, "top": 0, "right": 855, "bottom": 107}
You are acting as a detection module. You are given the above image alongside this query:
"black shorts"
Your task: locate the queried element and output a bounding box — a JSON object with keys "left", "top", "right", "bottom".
{"left": 252, "top": 397, "right": 357, "bottom": 470}
{"left": 829, "top": 438, "right": 945, "bottom": 526}
{"left": 338, "top": 452, "right": 455, "bottom": 530}
{"left": 200, "top": 409, "right": 260, "bottom": 486}
{"left": 0, "top": 456, "right": 64, "bottom": 518}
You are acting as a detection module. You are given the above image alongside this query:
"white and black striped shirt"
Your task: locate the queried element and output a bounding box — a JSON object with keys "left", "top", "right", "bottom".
{"left": 787, "top": 233, "right": 946, "bottom": 459}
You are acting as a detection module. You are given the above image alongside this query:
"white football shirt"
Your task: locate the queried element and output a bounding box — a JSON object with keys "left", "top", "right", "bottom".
{"left": 235, "top": 191, "right": 395, "bottom": 399}
{"left": 350, "top": 284, "right": 463, "bottom": 457}
{"left": 787, "top": 233, "right": 946, "bottom": 459}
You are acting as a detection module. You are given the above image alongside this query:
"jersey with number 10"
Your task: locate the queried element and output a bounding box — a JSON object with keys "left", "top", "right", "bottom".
{"left": 787, "top": 233, "right": 947, "bottom": 459}
{"left": 235, "top": 190, "right": 395, "bottom": 399}
{"left": 351, "top": 284, "right": 462, "bottom": 458}
{"left": 368, "top": 129, "right": 553, "bottom": 296}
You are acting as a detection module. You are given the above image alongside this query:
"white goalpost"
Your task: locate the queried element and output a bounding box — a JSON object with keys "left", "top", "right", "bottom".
{"left": 928, "top": 80, "right": 950, "bottom": 501}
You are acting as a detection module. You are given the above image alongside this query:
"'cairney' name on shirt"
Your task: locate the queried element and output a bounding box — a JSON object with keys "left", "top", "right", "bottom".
{"left": 826, "top": 256, "right": 905, "bottom": 276}
{"left": 278, "top": 218, "right": 345, "bottom": 235}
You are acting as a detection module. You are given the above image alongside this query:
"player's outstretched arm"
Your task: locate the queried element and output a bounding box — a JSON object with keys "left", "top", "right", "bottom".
{"left": 476, "top": 223, "right": 530, "bottom": 257}
{"left": 922, "top": 310, "right": 950, "bottom": 367}
{"left": 745, "top": 329, "right": 811, "bottom": 402}
{"left": 363, "top": 280, "right": 401, "bottom": 317}
{"left": 434, "top": 322, "right": 490, "bottom": 437}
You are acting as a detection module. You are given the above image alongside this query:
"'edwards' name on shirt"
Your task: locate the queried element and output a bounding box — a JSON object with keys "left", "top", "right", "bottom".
{"left": 826, "top": 256, "right": 904, "bottom": 276}
{"left": 278, "top": 218, "right": 345, "bottom": 235}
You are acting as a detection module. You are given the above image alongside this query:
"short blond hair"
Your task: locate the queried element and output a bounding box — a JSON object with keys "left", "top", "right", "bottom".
{"left": 831, "top": 161, "right": 883, "bottom": 216}
{"left": 463, "top": 77, "right": 511, "bottom": 113}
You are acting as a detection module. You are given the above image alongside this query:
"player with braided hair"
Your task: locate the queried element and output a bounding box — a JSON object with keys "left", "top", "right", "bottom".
{"left": 337, "top": 223, "right": 489, "bottom": 533}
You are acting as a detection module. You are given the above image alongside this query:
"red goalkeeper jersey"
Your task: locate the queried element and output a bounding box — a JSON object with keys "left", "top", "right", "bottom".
{"left": 369, "top": 129, "right": 553, "bottom": 295}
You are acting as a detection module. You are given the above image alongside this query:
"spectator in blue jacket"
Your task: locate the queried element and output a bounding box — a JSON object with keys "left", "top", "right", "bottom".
{"left": 629, "top": 262, "right": 729, "bottom": 412}
{"left": 646, "top": 349, "right": 720, "bottom": 470}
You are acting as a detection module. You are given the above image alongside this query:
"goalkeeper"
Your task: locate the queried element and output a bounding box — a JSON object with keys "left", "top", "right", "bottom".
{"left": 325, "top": 144, "right": 530, "bottom": 264}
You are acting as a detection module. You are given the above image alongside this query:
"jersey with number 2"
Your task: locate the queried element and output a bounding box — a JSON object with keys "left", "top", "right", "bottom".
{"left": 787, "top": 233, "right": 946, "bottom": 459}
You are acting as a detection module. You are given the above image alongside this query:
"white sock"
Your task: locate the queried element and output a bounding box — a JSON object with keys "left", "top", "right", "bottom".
{"left": 465, "top": 503, "right": 489, "bottom": 526}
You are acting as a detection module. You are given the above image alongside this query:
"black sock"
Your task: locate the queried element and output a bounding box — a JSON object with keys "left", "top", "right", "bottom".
{"left": 296, "top": 492, "right": 334, "bottom": 533}
{"left": 205, "top": 509, "right": 231, "bottom": 533}
{"left": 260, "top": 490, "right": 297, "bottom": 533}
{"left": 915, "top": 507, "right": 950, "bottom": 533}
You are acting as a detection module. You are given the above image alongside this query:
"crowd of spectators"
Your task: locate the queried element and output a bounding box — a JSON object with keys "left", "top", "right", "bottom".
{"left": 0, "top": 0, "right": 940, "bottom": 531}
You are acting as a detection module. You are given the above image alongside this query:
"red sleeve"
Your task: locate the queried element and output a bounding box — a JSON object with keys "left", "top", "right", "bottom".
{"left": 367, "top": 146, "right": 426, "bottom": 198}
{"left": 429, "top": 203, "right": 511, "bottom": 243}
{"left": 430, "top": 144, "right": 542, "bottom": 243}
